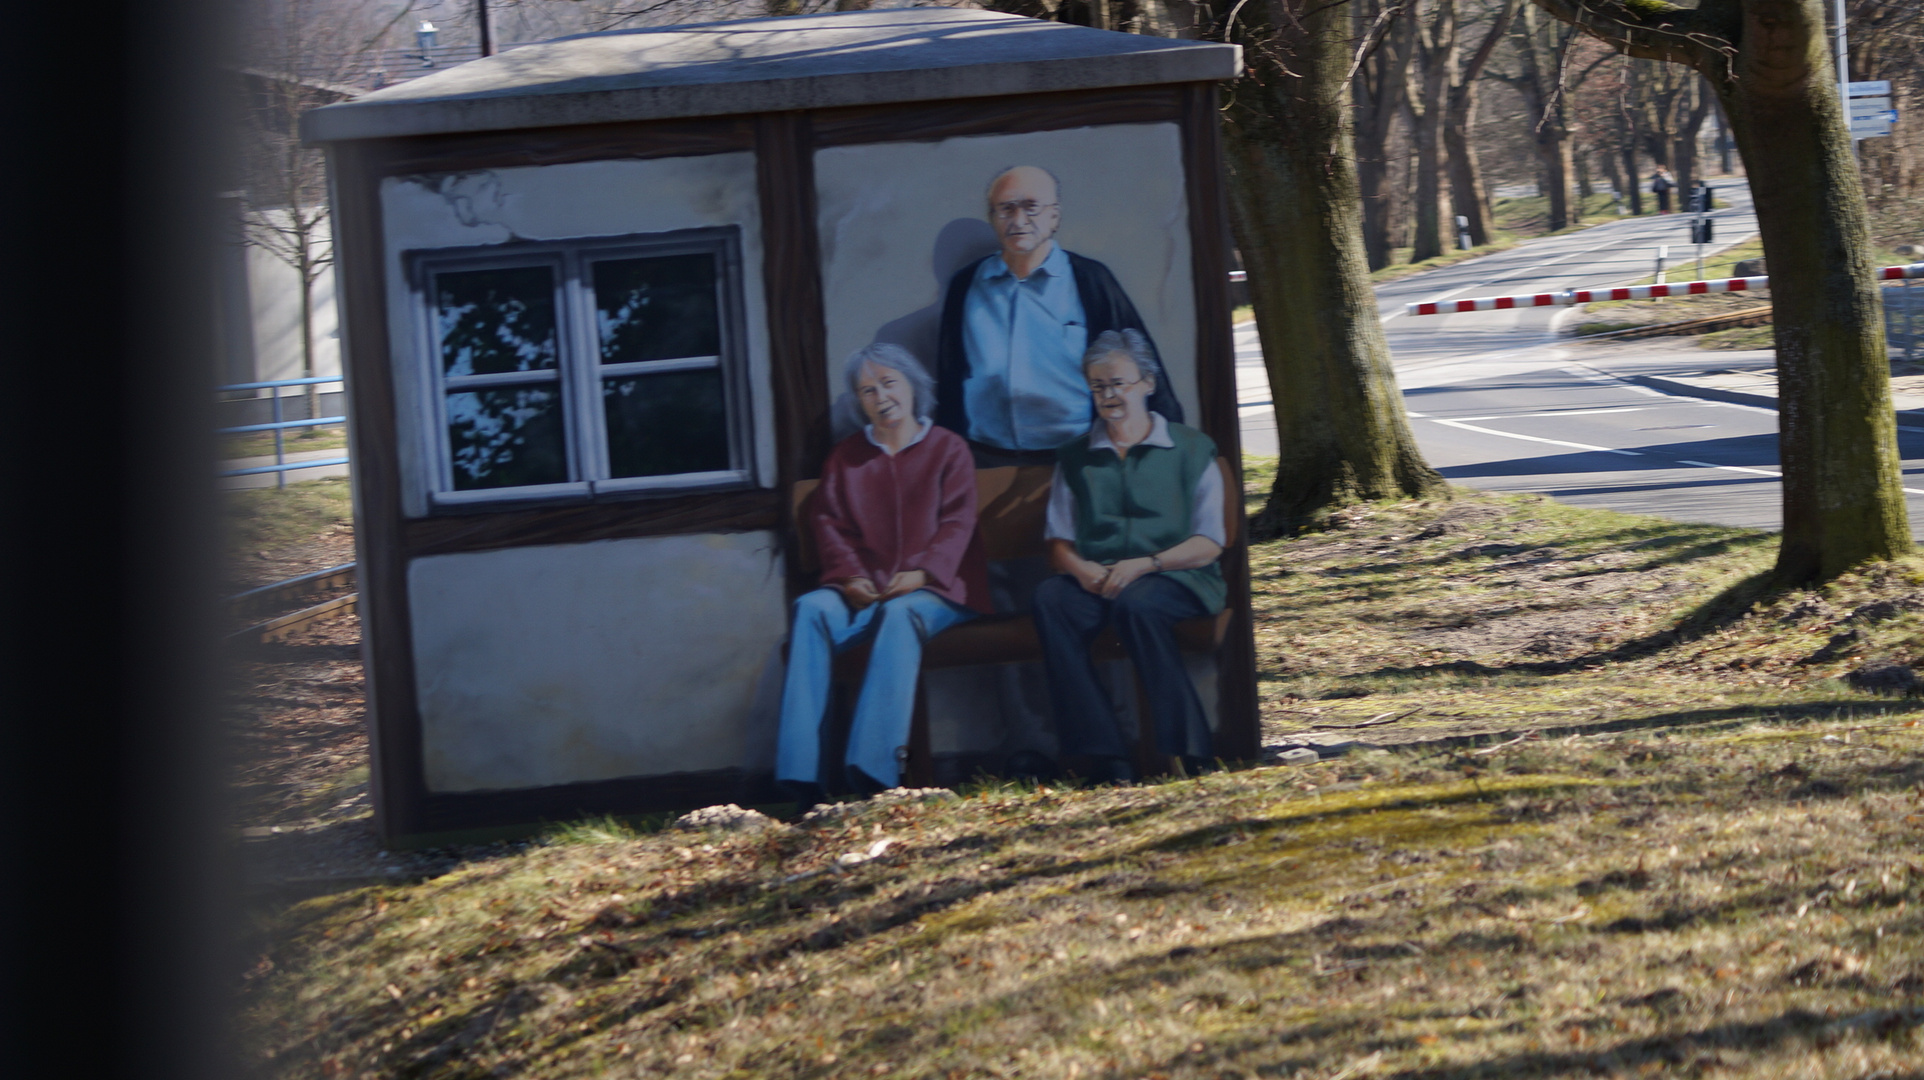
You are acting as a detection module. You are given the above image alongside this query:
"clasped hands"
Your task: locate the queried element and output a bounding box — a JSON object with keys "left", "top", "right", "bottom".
{"left": 1070, "top": 555, "right": 1157, "bottom": 599}
{"left": 834, "top": 569, "right": 928, "bottom": 610}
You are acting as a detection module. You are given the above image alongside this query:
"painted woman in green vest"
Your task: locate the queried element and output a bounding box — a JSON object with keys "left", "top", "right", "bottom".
{"left": 1033, "top": 328, "right": 1226, "bottom": 783}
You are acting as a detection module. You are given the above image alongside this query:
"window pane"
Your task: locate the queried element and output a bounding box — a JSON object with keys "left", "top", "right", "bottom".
{"left": 435, "top": 266, "right": 558, "bottom": 377}
{"left": 593, "top": 254, "right": 720, "bottom": 364}
{"left": 446, "top": 385, "right": 567, "bottom": 490}
{"left": 602, "top": 370, "right": 729, "bottom": 478}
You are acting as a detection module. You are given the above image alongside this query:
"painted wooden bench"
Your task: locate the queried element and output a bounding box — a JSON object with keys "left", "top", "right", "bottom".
{"left": 790, "top": 460, "right": 1237, "bottom": 786}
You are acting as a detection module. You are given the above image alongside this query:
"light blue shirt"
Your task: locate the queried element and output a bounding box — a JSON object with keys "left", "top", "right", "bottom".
{"left": 960, "top": 244, "right": 1091, "bottom": 451}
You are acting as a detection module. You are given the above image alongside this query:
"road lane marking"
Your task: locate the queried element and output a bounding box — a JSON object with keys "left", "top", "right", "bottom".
{"left": 1678, "top": 459, "right": 1779, "bottom": 477}
{"left": 1445, "top": 406, "right": 1667, "bottom": 422}
{"left": 1424, "top": 417, "right": 1644, "bottom": 455}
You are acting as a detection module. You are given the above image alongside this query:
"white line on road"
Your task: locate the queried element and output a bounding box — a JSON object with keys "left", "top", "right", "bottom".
{"left": 1423, "top": 417, "right": 1645, "bottom": 456}
{"left": 1445, "top": 406, "right": 1670, "bottom": 422}
{"left": 1677, "top": 459, "right": 1780, "bottom": 477}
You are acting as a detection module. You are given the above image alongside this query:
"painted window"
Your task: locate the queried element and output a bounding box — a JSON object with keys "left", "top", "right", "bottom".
{"left": 409, "top": 228, "right": 750, "bottom": 507}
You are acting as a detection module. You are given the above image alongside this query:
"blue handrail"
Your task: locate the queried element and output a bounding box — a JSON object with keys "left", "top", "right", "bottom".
{"left": 218, "top": 375, "right": 349, "bottom": 488}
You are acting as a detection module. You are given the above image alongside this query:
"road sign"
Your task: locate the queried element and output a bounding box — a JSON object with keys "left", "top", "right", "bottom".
{"left": 1853, "top": 114, "right": 1895, "bottom": 139}
{"left": 1847, "top": 80, "right": 1895, "bottom": 140}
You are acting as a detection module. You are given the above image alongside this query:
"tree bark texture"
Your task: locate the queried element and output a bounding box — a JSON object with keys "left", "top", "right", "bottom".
{"left": 1532, "top": 0, "right": 1910, "bottom": 581}
{"left": 1219, "top": 0, "right": 1447, "bottom": 530}
{"left": 1407, "top": 0, "right": 1456, "bottom": 262}
{"left": 1443, "top": 0, "right": 1521, "bottom": 247}
{"left": 1355, "top": 0, "right": 1413, "bottom": 270}
{"left": 1504, "top": 4, "right": 1577, "bottom": 229}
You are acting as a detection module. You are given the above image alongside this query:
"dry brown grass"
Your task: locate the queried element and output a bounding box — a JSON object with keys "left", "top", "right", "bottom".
{"left": 241, "top": 726, "right": 1924, "bottom": 1080}
{"left": 237, "top": 486, "right": 1924, "bottom": 1079}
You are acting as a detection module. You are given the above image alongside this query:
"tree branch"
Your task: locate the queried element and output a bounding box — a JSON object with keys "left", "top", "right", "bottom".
{"left": 1528, "top": 0, "right": 1734, "bottom": 71}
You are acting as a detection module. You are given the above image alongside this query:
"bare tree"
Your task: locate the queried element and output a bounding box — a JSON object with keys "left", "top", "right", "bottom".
{"left": 1494, "top": 3, "right": 1583, "bottom": 230}
{"left": 238, "top": 0, "right": 387, "bottom": 425}
{"left": 1532, "top": 0, "right": 1910, "bottom": 583}
{"left": 1355, "top": 0, "right": 1415, "bottom": 270}
{"left": 1443, "top": 0, "right": 1522, "bottom": 246}
{"left": 1211, "top": 0, "right": 1447, "bottom": 529}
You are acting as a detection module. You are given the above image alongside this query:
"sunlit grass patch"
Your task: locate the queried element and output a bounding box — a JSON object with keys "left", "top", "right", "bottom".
{"left": 225, "top": 475, "right": 353, "bottom": 558}
{"left": 241, "top": 717, "right": 1924, "bottom": 1079}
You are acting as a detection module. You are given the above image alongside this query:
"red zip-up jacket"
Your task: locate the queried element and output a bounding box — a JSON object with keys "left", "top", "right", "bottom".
{"left": 809, "top": 423, "right": 991, "bottom": 613}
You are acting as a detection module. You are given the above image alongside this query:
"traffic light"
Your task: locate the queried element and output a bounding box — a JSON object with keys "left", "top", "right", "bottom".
{"left": 1691, "top": 219, "right": 1714, "bottom": 244}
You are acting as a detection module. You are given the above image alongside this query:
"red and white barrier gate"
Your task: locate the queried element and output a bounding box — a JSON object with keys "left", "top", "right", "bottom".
{"left": 1403, "top": 262, "right": 1924, "bottom": 317}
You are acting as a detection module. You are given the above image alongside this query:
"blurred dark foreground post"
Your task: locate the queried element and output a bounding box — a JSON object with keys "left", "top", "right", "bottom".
{"left": 0, "top": 2, "right": 236, "bottom": 1078}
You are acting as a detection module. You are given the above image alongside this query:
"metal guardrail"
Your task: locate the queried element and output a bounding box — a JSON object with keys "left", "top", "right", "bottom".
{"left": 219, "top": 375, "right": 348, "bottom": 488}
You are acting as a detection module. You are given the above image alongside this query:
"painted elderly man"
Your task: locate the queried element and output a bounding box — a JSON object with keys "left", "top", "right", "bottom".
{"left": 775, "top": 343, "right": 991, "bottom": 805}
{"left": 935, "top": 165, "right": 1180, "bottom": 467}
{"left": 1032, "top": 329, "right": 1226, "bottom": 784}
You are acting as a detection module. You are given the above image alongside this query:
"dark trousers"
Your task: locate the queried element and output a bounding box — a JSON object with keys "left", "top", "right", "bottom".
{"left": 1032, "top": 573, "right": 1213, "bottom": 761}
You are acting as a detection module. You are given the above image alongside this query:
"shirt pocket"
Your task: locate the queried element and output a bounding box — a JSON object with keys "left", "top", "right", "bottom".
{"left": 1063, "top": 321, "right": 1089, "bottom": 361}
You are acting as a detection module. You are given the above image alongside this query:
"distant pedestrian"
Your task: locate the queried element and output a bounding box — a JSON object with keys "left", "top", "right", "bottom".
{"left": 1651, "top": 167, "right": 1674, "bottom": 214}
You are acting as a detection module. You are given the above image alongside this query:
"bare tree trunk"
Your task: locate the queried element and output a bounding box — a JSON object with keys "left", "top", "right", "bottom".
{"left": 1504, "top": 4, "right": 1577, "bottom": 230}
{"left": 1408, "top": 89, "right": 1449, "bottom": 261}
{"left": 1619, "top": 61, "right": 1646, "bottom": 213}
{"left": 1673, "top": 78, "right": 1713, "bottom": 196}
{"left": 299, "top": 253, "right": 318, "bottom": 427}
{"left": 1218, "top": 0, "right": 1447, "bottom": 530}
{"left": 1408, "top": 0, "right": 1455, "bottom": 262}
{"left": 1356, "top": 0, "right": 1413, "bottom": 269}
{"left": 1442, "top": 0, "right": 1519, "bottom": 247}
{"left": 1602, "top": 143, "right": 1627, "bottom": 207}
{"left": 1531, "top": 0, "right": 1910, "bottom": 582}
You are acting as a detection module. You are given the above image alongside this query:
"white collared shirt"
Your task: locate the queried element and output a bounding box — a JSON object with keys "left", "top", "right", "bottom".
{"left": 863, "top": 418, "right": 932, "bottom": 457}
{"left": 1043, "top": 412, "right": 1227, "bottom": 546}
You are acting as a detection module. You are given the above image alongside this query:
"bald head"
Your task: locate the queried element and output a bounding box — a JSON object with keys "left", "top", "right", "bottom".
{"left": 986, "top": 166, "right": 1062, "bottom": 277}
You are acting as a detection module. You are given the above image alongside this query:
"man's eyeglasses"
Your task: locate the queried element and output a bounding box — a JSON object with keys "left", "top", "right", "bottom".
{"left": 992, "top": 200, "right": 1058, "bottom": 222}
{"left": 1087, "top": 377, "right": 1145, "bottom": 398}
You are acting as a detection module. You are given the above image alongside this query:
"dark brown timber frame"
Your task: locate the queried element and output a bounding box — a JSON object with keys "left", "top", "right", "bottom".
{"left": 325, "top": 83, "right": 1253, "bottom": 844}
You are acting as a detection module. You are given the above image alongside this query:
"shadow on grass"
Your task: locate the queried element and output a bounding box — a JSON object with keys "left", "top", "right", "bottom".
{"left": 1333, "top": 569, "right": 1808, "bottom": 689}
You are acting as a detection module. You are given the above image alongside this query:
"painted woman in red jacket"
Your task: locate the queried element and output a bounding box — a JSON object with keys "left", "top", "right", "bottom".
{"left": 774, "top": 343, "right": 990, "bottom": 804}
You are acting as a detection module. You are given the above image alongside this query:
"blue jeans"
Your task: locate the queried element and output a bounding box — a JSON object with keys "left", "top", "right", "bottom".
{"left": 775, "top": 588, "right": 976, "bottom": 790}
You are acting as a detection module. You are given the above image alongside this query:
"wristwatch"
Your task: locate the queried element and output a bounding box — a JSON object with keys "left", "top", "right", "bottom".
{"left": 1150, "top": 554, "right": 1164, "bottom": 572}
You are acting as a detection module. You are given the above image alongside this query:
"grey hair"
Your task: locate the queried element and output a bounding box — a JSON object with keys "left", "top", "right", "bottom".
{"left": 985, "top": 165, "right": 1064, "bottom": 208}
{"left": 1081, "top": 328, "right": 1162, "bottom": 383}
{"left": 841, "top": 341, "right": 937, "bottom": 422}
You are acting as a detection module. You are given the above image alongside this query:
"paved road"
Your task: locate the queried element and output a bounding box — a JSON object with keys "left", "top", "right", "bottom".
{"left": 1236, "top": 179, "right": 1924, "bottom": 533}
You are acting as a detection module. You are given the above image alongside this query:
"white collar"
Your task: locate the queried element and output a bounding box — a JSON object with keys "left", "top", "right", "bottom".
{"left": 864, "top": 418, "right": 931, "bottom": 456}
{"left": 1087, "top": 411, "right": 1173, "bottom": 452}
{"left": 980, "top": 241, "right": 1070, "bottom": 282}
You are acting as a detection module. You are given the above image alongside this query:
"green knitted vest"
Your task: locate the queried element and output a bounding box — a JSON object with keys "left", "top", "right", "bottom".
{"left": 1056, "top": 421, "right": 1226, "bottom": 613}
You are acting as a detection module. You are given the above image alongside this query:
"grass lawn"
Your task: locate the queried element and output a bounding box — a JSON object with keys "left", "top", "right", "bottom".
{"left": 226, "top": 475, "right": 354, "bottom": 565}
{"left": 237, "top": 486, "right": 1924, "bottom": 1079}
{"left": 224, "top": 424, "right": 349, "bottom": 462}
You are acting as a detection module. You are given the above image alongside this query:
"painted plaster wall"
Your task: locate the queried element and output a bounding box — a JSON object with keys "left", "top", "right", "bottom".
{"left": 409, "top": 531, "right": 787, "bottom": 792}
{"left": 812, "top": 123, "right": 1196, "bottom": 418}
{"left": 377, "top": 152, "right": 775, "bottom": 517}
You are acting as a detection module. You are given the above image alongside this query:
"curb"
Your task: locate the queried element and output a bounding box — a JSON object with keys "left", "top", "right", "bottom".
{"left": 1629, "top": 373, "right": 1924, "bottom": 429}
{"left": 1629, "top": 374, "right": 1780, "bottom": 411}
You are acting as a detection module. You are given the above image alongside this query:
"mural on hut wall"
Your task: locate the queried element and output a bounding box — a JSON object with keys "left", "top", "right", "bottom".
{"left": 378, "top": 125, "right": 1226, "bottom": 800}
{"left": 783, "top": 123, "right": 1224, "bottom": 800}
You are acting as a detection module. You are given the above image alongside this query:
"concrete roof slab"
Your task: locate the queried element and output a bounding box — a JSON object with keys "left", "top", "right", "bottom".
{"left": 302, "top": 9, "right": 1240, "bottom": 144}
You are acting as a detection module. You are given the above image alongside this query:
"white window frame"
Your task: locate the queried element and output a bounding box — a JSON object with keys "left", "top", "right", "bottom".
{"left": 406, "top": 226, "right": 753, "bottom": 510}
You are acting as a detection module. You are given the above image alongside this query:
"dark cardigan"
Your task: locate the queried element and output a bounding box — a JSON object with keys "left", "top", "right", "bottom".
{"left": 933, "top": 250, "right": 1182, "bottom": 442}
